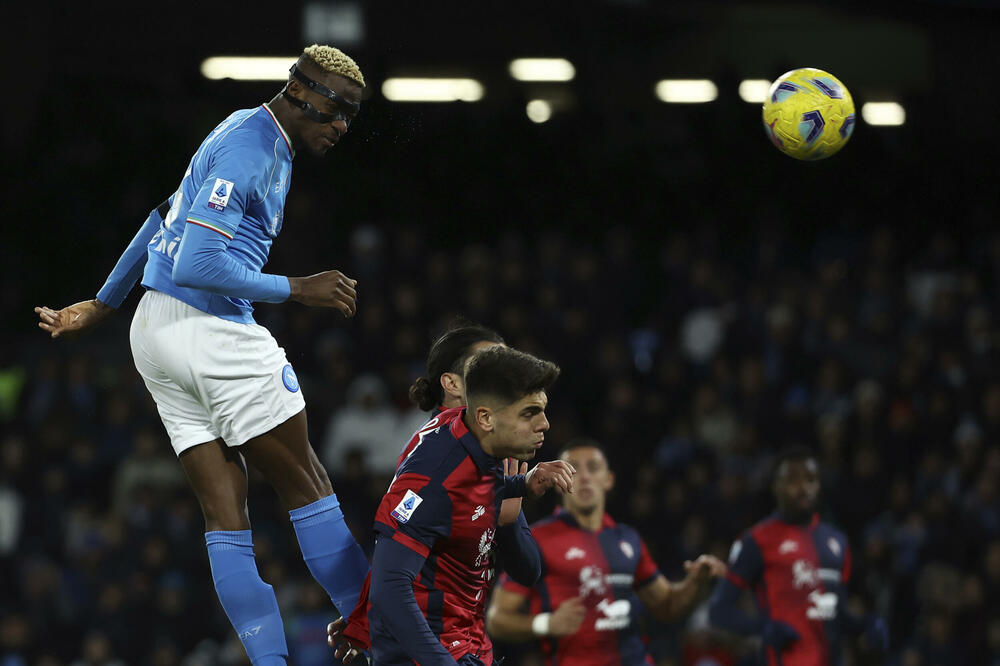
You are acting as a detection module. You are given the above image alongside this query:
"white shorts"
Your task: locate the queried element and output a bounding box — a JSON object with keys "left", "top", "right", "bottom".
{"left": 129, "top": 289, "right": 306, "bottom": 456}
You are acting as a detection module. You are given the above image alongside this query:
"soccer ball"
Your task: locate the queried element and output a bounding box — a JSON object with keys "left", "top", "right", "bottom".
{"left": 762, "top": 68, "right": 855, "bottom": 161}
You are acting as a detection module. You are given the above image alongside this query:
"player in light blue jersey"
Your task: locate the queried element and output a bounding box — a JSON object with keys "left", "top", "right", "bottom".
{"left": 35, "top": 45, "right": 371, "bottom": 665}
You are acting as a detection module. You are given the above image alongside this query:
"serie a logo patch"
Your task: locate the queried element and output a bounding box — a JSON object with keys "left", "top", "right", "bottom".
{"left": 208, "top": 178, "right": 234, "bottom": 211}
{"left": 391, "top": 489, "right": 423, "bottom": 524}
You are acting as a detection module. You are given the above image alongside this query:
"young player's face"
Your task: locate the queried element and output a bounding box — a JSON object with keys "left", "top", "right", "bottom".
{"left": 561, "top": 446, "right": 613, "bottom": 515}
{"left": 294, "top": 73, "right": 362, "bottom": 157}
{"left": 490, "top": 391, "right": 550, "bottom": 461}
{"left": 774, "top": 458, "right": 820, "bottom": 519}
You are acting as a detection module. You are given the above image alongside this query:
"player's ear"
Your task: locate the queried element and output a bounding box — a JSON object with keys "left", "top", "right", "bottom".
{"left": 474, "top": 405, "right": 494, "bottom": 433}
{"left": 441, "top": 372, "right": 463, "bottom": 403}
{"left": 604, "top": 470, "right": 615, "bottom": 492}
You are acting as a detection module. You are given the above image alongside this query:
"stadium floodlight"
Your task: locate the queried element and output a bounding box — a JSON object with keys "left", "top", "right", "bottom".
{"left": 201, "top": 57, "right": 295, "bottom": 81}
{"left": 526, "top": 100, "right": 552, "bottom": 123}
{"left": 654, "top": 79, "right": 718, "bottom": 103}
{"left": 381, "top": 78, "right": 484, "bottom": 102}
{"left": 738, "top": 79, "right": 772, "bottom": 103}
{"left": 861, "top": 102, "right": 905, "bottom": 126}
{"left": 509, "top": 58, "right": 576, "bottom": 82}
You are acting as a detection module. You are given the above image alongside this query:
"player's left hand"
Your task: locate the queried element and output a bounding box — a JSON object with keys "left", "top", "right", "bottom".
{"left": 499, "top": 458, "right": 528, "bottom": 525}
{"left": 861, "top": 615, "right": 889, "bottom": 653}
{"left": 327, "top": 618, "right": 366, "bottom": 664}
{"left": 683, "top": 554, "right": 727, "bottom": 584}
{"left": 525, "top": 460, "right": 576, "bottom": 497}
{"left": 35, "top": 299, "right": 114, "bottom": 340}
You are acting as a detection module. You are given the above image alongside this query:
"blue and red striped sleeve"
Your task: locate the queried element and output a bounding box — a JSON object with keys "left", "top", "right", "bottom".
{"left": 633, "top": 536, "right": 661, "bottom": 589}
{"left": 373, "top": 472, "right": 453, "bottom": 556}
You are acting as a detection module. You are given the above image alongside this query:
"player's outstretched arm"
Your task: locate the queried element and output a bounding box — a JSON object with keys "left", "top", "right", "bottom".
{"left": 486, "top": 588, "right": 585, "bottom": 642}
{"left": 640, "top": 554, "right": 727, "bottom": 622}
{"left": 35, "top": 299, "right": 114, "bottom": 340}
{"left": 36, "top": 199, "right": 170, "bottom": 340}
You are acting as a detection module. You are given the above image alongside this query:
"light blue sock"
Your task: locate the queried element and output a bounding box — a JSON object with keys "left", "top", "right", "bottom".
{"left": 289, "top": 494, "right": 370, "bottom": 617}
{"left": 205, "top": 531, "right": 288, "bottom": 666}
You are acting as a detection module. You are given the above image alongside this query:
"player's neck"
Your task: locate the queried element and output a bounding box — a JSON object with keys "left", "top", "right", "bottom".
{"left": 569, "top": 505, "right": 604, "bottom": 531}
{"left": 268, "top": 95, "right": 301, "bottom": 152}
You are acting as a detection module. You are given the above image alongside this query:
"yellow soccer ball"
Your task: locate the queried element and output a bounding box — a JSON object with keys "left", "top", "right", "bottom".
{"left": 762, "top": 68, "right": 856, "bottom": 160}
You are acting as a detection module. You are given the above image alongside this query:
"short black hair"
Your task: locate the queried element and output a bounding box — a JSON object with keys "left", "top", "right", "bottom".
{"left": 409, "top": 319, "right": 505, "bottom": 411}
{"left": 558, "top": 437, "right": 607, "bottom": 458}
{"left": 465, "top": 346, "right": 560, "bottom": 409}
{"left": 772, "top": 445, "right": 818, "bottom": 482}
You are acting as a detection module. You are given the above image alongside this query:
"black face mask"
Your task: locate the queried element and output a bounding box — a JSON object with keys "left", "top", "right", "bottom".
{"left": 282, "top": 64, "right": 360, "bottom": 126}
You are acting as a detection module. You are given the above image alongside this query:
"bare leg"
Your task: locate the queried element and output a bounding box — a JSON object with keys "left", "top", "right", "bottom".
{"left": 240, "top": 409, "right": 332, "bottom": 509}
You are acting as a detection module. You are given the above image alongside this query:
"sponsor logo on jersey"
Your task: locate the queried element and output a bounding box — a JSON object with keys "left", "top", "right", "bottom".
{"left": 472, "top": 505, "right": 485, "bottom": 521}
{"left": 579, "top": 565, "right": 608, "bottom": 597}
{"left": 475, "top": 528, "right": 495, "bottom": 567}
{"left": 792, "top": 559, "right": 820, "bottom": 588}
{"left": 595, "top": 598, "right": 632, "bottom": 631}
{"left": 806, "top": 589, "right": 838, "bottom": 620}
{"left": 565, "top": 546, "right": 586, "bottom": 560}
{"left": 208, "top": 178, "right": 234, "bottom": 211}
{"left": 391, "top": 489, "right": 423, "bottom": 524}
{"left": 281, "top": 365, "right": 299, "bottom": 392}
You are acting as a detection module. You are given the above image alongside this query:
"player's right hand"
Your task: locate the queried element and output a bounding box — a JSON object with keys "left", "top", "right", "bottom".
{"left": 327, "top": 618, "right": 366, "bottom": 664}
{"left": 762, "top": 620, "right": 800, "bottom": 650}
{"left": 288, "top": 270, "right": 358, "bottom": 316}
{"left": 550, "top": 597, "right": 586, "bottom": 636}
{"left": 525, "top": 460, "right": 576, "bottom": 497}
{"left": 34, "top": 299, "right": 113, "bottom": 339}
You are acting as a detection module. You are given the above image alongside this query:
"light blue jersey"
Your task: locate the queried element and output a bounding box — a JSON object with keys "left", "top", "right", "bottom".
{"left": 141, "top": 104, "right": 294, "bottom": 323}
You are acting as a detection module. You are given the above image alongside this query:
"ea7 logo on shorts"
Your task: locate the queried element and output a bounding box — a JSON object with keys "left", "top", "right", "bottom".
{"left": 281, "top": 365, "right": 299, "bottom": 392}
{"left": 208, "top": 178, "right": 234, "bottom": 211}
{"left": 391, "top": 489, "right": 423, "bottom": 524}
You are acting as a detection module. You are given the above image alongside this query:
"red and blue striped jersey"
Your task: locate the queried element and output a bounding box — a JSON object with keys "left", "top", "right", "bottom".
{"left": 726, "top": 513, "right": 852, "bottom": 666}
{"left": 500, "top": 509, "right": 661, "bottom": 666}
{"left": 369, "top": 407, "right": 504, "bottom": 664}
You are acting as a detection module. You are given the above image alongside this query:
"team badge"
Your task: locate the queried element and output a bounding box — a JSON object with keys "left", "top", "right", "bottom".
{"left": 391, "top": 489, "right": 423, "bottom": 524}
{"left": 281, "top": 365, "right": 299, "bottom": 392}
{"left": 208, "top": 178, "right": 234, "bottom": 211}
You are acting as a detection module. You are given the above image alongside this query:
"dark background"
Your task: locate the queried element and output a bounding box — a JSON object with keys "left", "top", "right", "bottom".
{"left": 1, "top": 1, "right": 999, "bottom": 665}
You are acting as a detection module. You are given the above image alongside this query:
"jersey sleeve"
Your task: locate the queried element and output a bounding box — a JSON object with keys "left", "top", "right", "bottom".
{"left": 498, "top": 571, "right": 533, "bottom": 598}
{"left": 841, "top": 540, "right": 852, "bottom": 584}
{"left": 185, "top": 138, "right": 262, "bottom": 239}
{"left": 633, "top": 536, "right": 661, "bottom": 589}
{"left": 726, "top": 532, "right": 764, "bottom": 590}
{"left": 374, "top": 472, "right": 452, "bottom": 558}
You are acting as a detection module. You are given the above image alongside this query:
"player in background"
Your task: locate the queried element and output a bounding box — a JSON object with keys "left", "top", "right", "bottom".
{"left": 361, "top": 346, "right": 569, "bottom": 665}
{"left": 328, "top": 322, "right": 576, "bottom": 663}
{"left": 708, "top": 447, "right": 889, "bottom": 666}
{"left": 35, "top": 45, "right": 371, "bottom": 665}
{"left": 486, "top": 440, "right": 727, "bottom": 666}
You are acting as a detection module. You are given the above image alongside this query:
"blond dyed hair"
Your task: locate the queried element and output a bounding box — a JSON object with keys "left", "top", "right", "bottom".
{"left": 302, "top": 44, "right": 365, "bottom": 88}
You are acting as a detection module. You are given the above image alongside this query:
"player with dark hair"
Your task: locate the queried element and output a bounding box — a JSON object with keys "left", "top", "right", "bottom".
{"left": 329, "top": 328, "right": 575, "bottom": 663}
{"left": 708, "top": 447, "right": 889, "bottom": 666}
{"left": 408, "top": 320, "right": 506, "bottom": 412}
{"left": 34, "top": 45, "right": 371, "bottom": 665}
{"left": 345, "top": 346, "right": 570, "bottom": 665}
{"left": 486, "top": 439, "right": 726, "bottom": 665}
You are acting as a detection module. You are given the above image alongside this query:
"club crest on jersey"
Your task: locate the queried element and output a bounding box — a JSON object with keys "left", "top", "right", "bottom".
{"left": 208, "top": 178, "right": 234, "bottom": 211}
{"left": 391, "top": 489, "right": 423, "bottom": 524}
